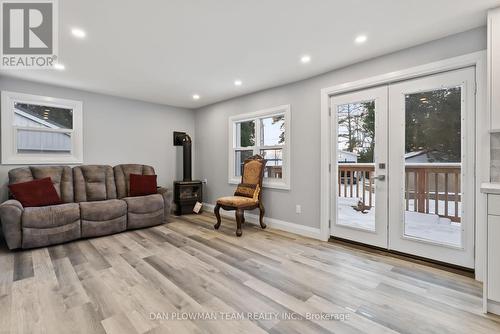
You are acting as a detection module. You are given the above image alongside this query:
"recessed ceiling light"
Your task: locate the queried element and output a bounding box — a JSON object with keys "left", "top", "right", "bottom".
{"left": 192, "top": 94, "right": 200, "bottom": 100}
{"left": 234, "top": 80, "right": 242, "bottom": 86}
{"left": 71, "top": 28, "right": 86, "bottom": 39}
{"left": 300, "top": 55, "right": 311, "bottom": 64}
{"left": 355, "top": 34, "right": 367, "bottom": 44}
{"left": 54, "top": 63, "right": 65, "bottom": 70}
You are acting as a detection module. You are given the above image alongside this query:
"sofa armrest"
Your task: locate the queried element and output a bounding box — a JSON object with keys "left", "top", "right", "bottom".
{"left": 157, "top": 187, "right": 173, "bottom": 222}
{"left": 0, "top": 199, "right": 24, "bottom": 249}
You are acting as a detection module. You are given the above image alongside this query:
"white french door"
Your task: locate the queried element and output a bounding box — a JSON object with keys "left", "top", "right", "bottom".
{"left": 388, "top": 67, "right": 475, "bottom": 268}
{"left": 330, "top": 86, "right": 389, "bottom": 248}
{"left": 330, "top": 67, "right": 475, "bottom": 268}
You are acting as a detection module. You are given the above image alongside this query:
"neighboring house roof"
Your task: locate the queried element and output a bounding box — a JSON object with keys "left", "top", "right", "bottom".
{"left": 339, "top": 150, "right": 358, "bottom": 157}
{"left": 14, "top": 105, "right": 66, "bottom": 129}
{"left": 404, "top": 150, "right": 427, "bottom": 159}
{"left": 404, "top": 150, "right": 441, "bottom": 163}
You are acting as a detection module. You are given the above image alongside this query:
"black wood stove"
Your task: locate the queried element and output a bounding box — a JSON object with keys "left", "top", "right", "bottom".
{"left": 173, "top": 132, "right": 202, "bottom": 215}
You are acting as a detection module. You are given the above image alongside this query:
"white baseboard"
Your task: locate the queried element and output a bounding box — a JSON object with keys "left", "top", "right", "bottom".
{"left": 487, "top": 299, "right": 500, "bottom": 315}
{"left": 203, "top": 202, "right": 322, "bottom": 240}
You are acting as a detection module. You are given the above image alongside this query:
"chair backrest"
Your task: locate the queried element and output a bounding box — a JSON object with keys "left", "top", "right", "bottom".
{"left": 114, "top": 164, "right": 156, "bottom": 198}
{"left": 235, "top": 155, "right": 266, "bottom": 200}
{"left": 8, "top": 166, "right": 74, "bottom": 203}
{"left": 73, "top": 165, "right": 117, "bottom": 202}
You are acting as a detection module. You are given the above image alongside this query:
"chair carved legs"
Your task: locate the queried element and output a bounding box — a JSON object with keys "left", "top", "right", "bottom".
{"left": 214, "top": 203, "right": 264, "bottom": 236}
{"left": 214, "top": 204, "right": 222, "bottom": 230}
{"left": 259, "top": 202, "right": 266, "bottom": 229}
{"left": 235, "top": 209, "right": 244, "bottom": 237}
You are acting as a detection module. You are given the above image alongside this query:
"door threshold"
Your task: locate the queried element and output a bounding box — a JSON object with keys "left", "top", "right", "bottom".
{"left": 329, "top": 236, "right": 474, "bottom": 278}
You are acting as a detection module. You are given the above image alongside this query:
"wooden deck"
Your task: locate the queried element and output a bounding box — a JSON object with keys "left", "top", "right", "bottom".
{"left": 0, "top": 212, "right": 499, "bottom": 334}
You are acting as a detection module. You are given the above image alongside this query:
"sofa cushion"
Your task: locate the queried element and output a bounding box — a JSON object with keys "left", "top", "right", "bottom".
{"left": 22, "top": 203, "right": 80, "bottom": 229}
{"left": 9, "top": 177, "right": 62, "bottom": 207}
{"left": 23, "top": 222, "right": 81, "bottom": 249}
{"left": 129, "top": 174, "right": 157, "bottom": 196}
{"left": 80, "top": 199, "right": 126, "bottom": 221}
{"left": 80, "top": 199, "right": 127, "bottom": 238}
{"left": 123, "top": 194, "right": 164, "bottom": 229}
{"left": 73, "top": 165, "right": 117, "bottom": 202}
{"left": 21, "top": 203, "right": 80, "bottom": 248}
{"left": 8, "top": 166, "right": 74, "bottom": 203}
{"left": 114, "top": 164, "right": 155, "bottom": 198}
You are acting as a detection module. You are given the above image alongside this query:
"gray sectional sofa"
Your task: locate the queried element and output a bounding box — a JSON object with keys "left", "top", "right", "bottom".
{"left": 0, "top": 164, "right": 172, "bottom": 250}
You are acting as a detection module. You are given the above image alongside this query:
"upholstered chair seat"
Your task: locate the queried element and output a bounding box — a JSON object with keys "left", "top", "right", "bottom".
{"left": 216, "top": 196, "right": 258, "bottom": 208}
{"left": 214, "top": 155, "right": 266, "bottom": 237}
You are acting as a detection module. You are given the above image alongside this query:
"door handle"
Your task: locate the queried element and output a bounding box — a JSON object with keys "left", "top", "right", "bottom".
{"left": 373, "top": 175, "right": 385, "bottom": 181}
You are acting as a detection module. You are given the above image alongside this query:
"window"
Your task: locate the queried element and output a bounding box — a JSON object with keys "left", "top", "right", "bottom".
{"left": 1, "top": 91, "right": 83, "bottom": 164}
{"left": 228, "top": 105, "right": 290, "bottom": 189}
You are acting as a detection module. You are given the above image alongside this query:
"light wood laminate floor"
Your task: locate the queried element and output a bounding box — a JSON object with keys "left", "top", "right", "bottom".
{"left": 1, "top": 212, "right": 499, "bottom": 334}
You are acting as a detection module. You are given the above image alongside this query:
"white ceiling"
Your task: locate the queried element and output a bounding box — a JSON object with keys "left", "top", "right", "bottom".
{"left": 1, "top": 0, "right": 499, "bottom": 108}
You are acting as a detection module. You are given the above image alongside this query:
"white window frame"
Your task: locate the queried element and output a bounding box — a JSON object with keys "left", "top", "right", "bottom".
{"left": 228, "top": 104, "right": 291, "bottom": 190}
{"left": 1, "top": 91, "right": 83, "bottom": 164}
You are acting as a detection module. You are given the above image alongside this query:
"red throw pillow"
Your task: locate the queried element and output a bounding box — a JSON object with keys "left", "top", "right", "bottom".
{"left": 129, "top": 174, "right": 157, "bottom": 196}
{"left": 8, "top": 177, "right": 62, "bottom": 207}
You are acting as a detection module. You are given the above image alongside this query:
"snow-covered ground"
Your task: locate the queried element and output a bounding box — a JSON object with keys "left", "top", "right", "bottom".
{"left": 337, "top": 196, "right": 461, "bottom": 246}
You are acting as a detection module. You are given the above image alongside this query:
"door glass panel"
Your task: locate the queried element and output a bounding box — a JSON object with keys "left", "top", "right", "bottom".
{"left": 337, "top": 101, "right": 376, "bottom": 231}
{"left": 404, "top": 87, "right": 462, "bottom": 247}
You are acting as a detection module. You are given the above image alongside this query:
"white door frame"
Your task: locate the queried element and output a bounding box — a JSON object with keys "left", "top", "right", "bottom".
{"left": 320, "top": 51, "right": 488, "bottom": 280}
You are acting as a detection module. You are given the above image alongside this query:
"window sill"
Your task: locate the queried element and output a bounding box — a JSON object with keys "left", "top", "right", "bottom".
{"left": 228, "top": 178, "right": 290, "bottom": 190}
{"left": 1, "top": 155, "right": 83, "bottom": 165}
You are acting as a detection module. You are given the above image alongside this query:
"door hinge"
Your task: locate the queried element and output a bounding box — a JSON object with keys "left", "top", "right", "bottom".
{"left": 328, "top": 163, "right": 331, "bottom": 173}
{"left": 474, "top": 81, "right": 477, "bottom": 95}
{"left": 328, "top": 219, "right": 331, "bottom": 227}
{"left": 328, "top": 107, "right": 332, "bottom": 116}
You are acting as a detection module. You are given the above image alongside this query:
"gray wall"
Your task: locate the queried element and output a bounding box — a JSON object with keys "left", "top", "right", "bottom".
{"left": 194, "top": 26, "right": 487, "bottom": 229}
{"left": 0, "top": 76, "right": 196, "bottom": 200}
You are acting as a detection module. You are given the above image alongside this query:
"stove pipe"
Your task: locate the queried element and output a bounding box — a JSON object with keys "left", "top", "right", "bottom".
{"left": 173, "top": 131, "right": 193, "bottom": 182}
{"left": 181, "top": 134, "right": 192, "bottom": 182}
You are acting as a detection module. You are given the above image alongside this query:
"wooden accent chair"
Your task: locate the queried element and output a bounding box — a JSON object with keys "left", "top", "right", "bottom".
{"left": 214, "top": 154, "right": 266, "bottom": 236}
